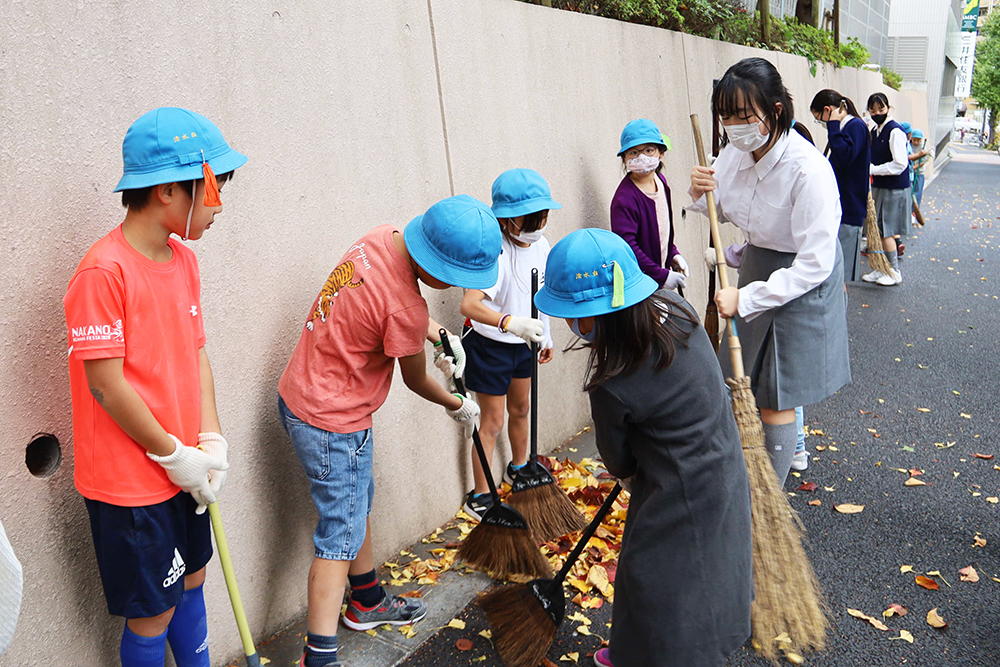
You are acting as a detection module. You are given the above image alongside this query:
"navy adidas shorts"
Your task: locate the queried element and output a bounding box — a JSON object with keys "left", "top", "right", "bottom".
{"left": 85, "top": 491, "right": 213, "bottom": 618}
{"left": 463, "top": 329, "right": 533, "bottom": 396}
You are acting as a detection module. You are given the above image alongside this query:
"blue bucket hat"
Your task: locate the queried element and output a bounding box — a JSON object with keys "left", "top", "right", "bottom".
{"left": 911, "top": 128, "right": 924, "bottom": 139}
{"left": 534, "top": 229, "right": 657, "bottom": 319}
{"left": 899, "top": 122, "right": 912, "bottom": 135}
{"left": 114, "top": 108, "right": 248, "bottom": 192}
{"left": 404, "top": 195, "right": 501, "bottom": 289}
{"left": 491, "top": 168, "right": 562, "bottom": 219}
{"left": 618, "top": 119, "right": 667, "bottom": 157}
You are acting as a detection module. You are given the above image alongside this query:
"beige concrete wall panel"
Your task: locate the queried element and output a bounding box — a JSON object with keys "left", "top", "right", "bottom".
{"left": 0, "top": 1, "right": 450, "bottom": 665}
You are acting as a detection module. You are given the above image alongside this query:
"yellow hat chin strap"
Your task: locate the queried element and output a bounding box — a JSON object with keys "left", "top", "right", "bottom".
{"left": 611, "top": 261, "right": 625, "bottom": 308}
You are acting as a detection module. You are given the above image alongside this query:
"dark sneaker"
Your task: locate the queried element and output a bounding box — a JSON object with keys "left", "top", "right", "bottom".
{"left": 503, "top": 461, "right": 524, "bottom": 486}
{"left": 462, "top": 491, "right": 493, "bottom": 522}
{"left": 298, "top": 651, "right": 342, "bottom": 667}
{"left": 342, "top": 591, "right": 427, "bottom": 631}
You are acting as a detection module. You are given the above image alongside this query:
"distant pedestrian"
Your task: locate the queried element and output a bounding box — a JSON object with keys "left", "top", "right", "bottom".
{"left": 690, "top": 58, "right": 850, "bottom": 486}
{"left": 535, "top": 228, "right": 752, "bottom": 667}
{"left": 810, "top": 89, "right": 871, "bottom": 283}
{"left": 610, "top": 119, "right": 689, "bottom": 292}
{"left": 862, "top": 92, "right": 909, "bottom": 285}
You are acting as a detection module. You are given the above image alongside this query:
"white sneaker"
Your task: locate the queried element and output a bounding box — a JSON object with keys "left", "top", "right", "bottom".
{"left": 892, "top": 269, "right": 902, "bottom": 283}
{"left": 876, "top": 272, "right": 899, "bottom": 286}
{"left": 862, "top": 270, "right": 884, "bottom": 283}
{"left": 791, "top": 451, "right": 810, "bottom": 471}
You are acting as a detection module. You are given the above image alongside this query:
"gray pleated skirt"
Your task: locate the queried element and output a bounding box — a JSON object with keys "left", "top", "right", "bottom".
{"left": 719, "top": 244, "right": 852, "bottom": 411}
{"left": 838, "top": 224, "right": 863, "bottom": 282}
{"left": 873, "top": 186, "right": 910, "bottom": 237}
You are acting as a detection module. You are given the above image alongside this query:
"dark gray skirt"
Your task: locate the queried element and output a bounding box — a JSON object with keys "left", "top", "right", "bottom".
{"left": 719, "top": 244, "right": 851, "bottom": 411}
{"left": 873, "top": 186, "right": 910, "bottom": 237}
{"left": 838, "top": 224, "right": 863, "bottom": 282}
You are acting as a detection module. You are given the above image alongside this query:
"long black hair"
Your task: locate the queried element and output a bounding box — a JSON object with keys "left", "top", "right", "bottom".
{"left": 582, "top": 292, "right": 697, "bottom": 392}
{"left": 713, "top": 58, "right": 794, "bottom": 147}
{"left": 810, "top": 89, "right": 862, "bottom": 119}
{"left": 866, "top": 92, "right": 890, "bottom": 112}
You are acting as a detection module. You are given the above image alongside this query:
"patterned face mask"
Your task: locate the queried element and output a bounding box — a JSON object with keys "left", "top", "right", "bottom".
{"left": 625, "top": 153, "right": 660, "bottom": 174}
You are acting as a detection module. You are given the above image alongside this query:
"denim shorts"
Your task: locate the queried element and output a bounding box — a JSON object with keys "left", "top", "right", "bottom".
{"left": 279, "top": 395, "right": 374, "bottom": 560}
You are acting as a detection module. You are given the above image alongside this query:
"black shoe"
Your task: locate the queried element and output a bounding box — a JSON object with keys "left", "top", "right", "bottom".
{"left": 462, "top": 491, "right": 493, "bottom": 522}
{"left": 503, "top": 461, "right": 524, "bottom": 486}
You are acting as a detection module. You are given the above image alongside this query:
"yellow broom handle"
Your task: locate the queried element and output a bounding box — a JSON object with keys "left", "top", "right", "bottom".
{"left": 690, "top": 114, "right": 745, "bottom": 380}
{"left": 208, "top": 502, "right": 260, "bottom": 664}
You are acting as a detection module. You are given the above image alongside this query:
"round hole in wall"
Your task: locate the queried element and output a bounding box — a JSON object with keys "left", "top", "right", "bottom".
{"left": 25, "top": 432, "right": 62, "bottom": 478}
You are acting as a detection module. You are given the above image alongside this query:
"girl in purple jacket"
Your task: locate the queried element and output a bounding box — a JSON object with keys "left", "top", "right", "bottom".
{"left": 610, "top": 119, "right": 689, "bottom": 291}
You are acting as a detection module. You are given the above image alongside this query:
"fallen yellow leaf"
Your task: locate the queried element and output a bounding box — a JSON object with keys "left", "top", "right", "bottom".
{"left": 847, "top": 608, "right": 889, "bottom": 631}
{"left": 576, "top": 625, "right": 592, "bottom": 636}
{"left": 559, "top": 652, "right": 580, "bottom": 663}
{"left": 447, "top": 619, "right": 466, "bottom": 630}
{"left": 900, "top": 565, "right": 915, "bottom": 574}
{"left": 835, "top": 503, "right": 865, "bottom": 514}
{"left": 905, "top": 477, "right": 927, "bottom": 486}
{"left": 400, "top": 625, "right": 417, "bottom": 638}
{"left": 927, "top": 608, "right": 947, "bottom": 628}
{"left": 973, "top": 535, "right": 987, "bottom": 548}
{"left": 917, "top": 408, "right": 931, "bottom": 413}
{"left": 960, "top": 565, "right": 980, "bottom": 582}
{"left": 890, "top": 629, "right": 915, "bottom": 643}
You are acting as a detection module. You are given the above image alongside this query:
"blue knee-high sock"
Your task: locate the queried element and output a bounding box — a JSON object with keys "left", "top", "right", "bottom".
{"left": 167, "top": 584, "right": 210, "bottom": 667}
{"left": 121, "top": 624, "right": 168, "bottom": 667}
{"left": 794, "top": 407, "right": 806, "bottom": 454}
{"left": 304, "top": 633, "right": 338, "bottom": 667}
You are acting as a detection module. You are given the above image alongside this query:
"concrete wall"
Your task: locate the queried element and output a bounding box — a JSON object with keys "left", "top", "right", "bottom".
{"left": 0, "top": 1, "right": 901, "bottom": 665}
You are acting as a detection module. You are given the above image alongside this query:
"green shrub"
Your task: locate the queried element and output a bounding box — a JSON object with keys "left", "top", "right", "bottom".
{"left": 881, "top": 67, "right": 902, "bottom": 90}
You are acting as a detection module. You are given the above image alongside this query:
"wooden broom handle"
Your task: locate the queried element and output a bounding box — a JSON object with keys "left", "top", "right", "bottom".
{"left": 690, "top": 114, "right": 746, "bottom": 380}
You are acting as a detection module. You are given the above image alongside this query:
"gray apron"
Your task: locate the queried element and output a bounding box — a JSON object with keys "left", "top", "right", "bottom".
{"left": 838, "top": 224, "right": 863, "bottom": 282}
{"left": 719, "top": 244, "right": 851, "bottom": 411}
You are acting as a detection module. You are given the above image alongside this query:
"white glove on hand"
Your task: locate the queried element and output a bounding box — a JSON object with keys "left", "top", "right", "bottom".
{"left": 148, "top": 434, "right": 228, "bottom": 514}
{"left": 703, "top": 244, "right": 746, "bottom": 270}
{"left": 671, "top": 254, "right": 689, "bottom": 276}
{"left": 504, "top": 316, "right": 545, "bottom": 344}
{"left": 704, "top": 247, "right": 720, "bottom": 269}
{"left": 446, "top": 393, "right": 480, "bottom": 438}
{"left": 197, "top": 433, "right": 229, "bottom": 511}
{"left": 664, "top": 271, "right": 687, "bottom": 291}
{"left": 433, "top": 334, "right": 466, "bottom": 380}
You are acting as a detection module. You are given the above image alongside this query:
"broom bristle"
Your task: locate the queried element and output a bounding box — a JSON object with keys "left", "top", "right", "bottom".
{"left": 479, "top": 585, "right": 558, "bottom": 667}
{"left": 864, "top": 194, "right": 893, "bottom": 275}
{"left": 728, "top": 377, "right": 829, "bottom": 663}
{"left": 458, "top": 523, "right": 552, "bottom": 580}
{"left": 508, "top": 483, "right": 589, "bottom": 543}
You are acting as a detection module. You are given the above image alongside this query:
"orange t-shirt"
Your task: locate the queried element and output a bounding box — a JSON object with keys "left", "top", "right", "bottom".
{"left": 278, "top": 225, "right": 429, "bottom": 433}
{"left": 64, "top": 226, "right": 206, "bottom": 506}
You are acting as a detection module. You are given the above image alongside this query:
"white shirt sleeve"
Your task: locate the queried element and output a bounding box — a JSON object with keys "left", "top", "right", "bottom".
{"left": 870, "top": 127, "right": 909, "bottom": 177}
{"left": 737, "top": 164, "right": 841, "bottom": 320}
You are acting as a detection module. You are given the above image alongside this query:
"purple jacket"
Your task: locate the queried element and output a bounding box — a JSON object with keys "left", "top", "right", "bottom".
{"left": 610, "top": 173, "right": 679, "bottom": 287}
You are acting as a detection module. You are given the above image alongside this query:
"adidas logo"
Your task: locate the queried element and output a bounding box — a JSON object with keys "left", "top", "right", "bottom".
{"left": 162, "top": 548, "right": 187, "bottom": 588}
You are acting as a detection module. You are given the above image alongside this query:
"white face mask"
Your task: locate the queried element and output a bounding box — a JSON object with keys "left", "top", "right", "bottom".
{"left": 625, "top": 153, "right": 660, "bottom": 174}
{"left": 725, "top": 122, "right": 770, "bottom": 153}
{"left": 513, "top": 228, "right": 545, "bottom": 244}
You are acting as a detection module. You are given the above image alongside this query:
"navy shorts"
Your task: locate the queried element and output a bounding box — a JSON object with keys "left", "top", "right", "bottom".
{"left": 85, "top": 492, "right": 212, "bottom": 619}
{"left": 463, "top": 329, "right": 532, "bottom": 396}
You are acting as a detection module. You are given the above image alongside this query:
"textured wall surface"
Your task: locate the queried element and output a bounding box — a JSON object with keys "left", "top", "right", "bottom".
{"left": 0, "top": 1, "right": 899, "bottom": 665}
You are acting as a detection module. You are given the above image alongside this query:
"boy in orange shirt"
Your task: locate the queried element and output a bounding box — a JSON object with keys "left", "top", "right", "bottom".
{"left": 63, "top": 108, "right": 246, "bottom": 667}
{"left": 278, "top": 195, "right": 500, "bottom": 667}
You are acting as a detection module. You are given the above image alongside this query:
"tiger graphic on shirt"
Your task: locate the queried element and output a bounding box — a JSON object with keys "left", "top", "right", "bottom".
{"left": 305, "top": 261, "right": 365, "bottom": 331}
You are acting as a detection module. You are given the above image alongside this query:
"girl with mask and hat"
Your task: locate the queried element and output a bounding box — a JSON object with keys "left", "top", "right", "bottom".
{"left": 535, "top": 228, "right": 752, "bottom": 667}
{"left": 689, "top": 57, "right": 851, "bottom": 486}
{"left": 863, "top": 92, "right": 910, "bottom": 282}
{"left": 458, "top": 168, "right": 559, "bottom": 521}
{"left": 610, "top": 119, "right": 689, "bottom": 292}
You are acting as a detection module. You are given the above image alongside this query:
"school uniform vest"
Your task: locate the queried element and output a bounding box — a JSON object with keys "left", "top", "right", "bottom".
{"left": 870, "top": 121, "right": 910, "bottom": 190}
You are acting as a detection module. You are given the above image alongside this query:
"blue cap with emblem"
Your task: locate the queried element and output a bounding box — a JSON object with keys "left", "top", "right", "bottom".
{"left": 534, "top": 228, "right": 657, "bottom": 319}
{"left": 114, "top": 107, "right": 247, "bottom": 192}
{"left": 404, "top": 195, "right": 502, "bottom": 289}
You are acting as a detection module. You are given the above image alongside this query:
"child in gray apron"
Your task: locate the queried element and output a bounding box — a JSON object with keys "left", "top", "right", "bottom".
{"left": 689, "top": 58, "right": 851, "bottom": 485}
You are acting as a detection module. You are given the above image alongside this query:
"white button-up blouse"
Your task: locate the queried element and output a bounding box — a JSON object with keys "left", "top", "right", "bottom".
{"left": 689, "top": 130, "right": 842, "bottom": 321}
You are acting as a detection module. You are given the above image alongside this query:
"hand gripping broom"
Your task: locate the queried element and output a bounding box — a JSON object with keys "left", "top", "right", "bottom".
{"left": 441, "top": 331, "right": 552, "bottom": 580}
{"left": 690, "top": 115, "right": 828, "bottom": 662}
{"left": 207, "top": 502, "right": 263, "bottom": 667}
{"left": 479, "top": 482, "right": 622, "bottom": 667}
{"left": 507, "top": 269, "right": 588, "bottom": 542}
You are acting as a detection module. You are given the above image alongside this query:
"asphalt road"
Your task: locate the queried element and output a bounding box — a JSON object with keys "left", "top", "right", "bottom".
{"left": 397, "top": 146, "right": 1000, "bottom": 667}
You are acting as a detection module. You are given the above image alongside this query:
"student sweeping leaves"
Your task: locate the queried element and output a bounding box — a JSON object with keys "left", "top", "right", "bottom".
{"left": 277, "top": 195, "right": 498, "bottom": 667}
{"left": 689, "top": 57, "right": 851, "bottom": 486}
{"left": 534, "top": 228, "right": 752, "bottom": 667}
{"left": 459, "top": 169, "right": 557, "bottom": 521}
{"left": 610, "top": 119, "right": 689, "bottom": 291}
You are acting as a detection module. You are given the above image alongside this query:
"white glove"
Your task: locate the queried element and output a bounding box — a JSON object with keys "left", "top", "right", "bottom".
{"left": 148, "top": 434, "right": 228, "bottom": 514}
{"left": 198, "top": 432, "right": 229, "bottom": 511}
{"left": 704, "top": 247, "right": 720, "bottom": 269}
{"left": 541, "top": 333, "right": 554, "bottom": 351}
{"left": 446, "top": 393, "right": 480, "bottom": 438}
{"left": 504, "top": 315, "right": 545, "bottom": 344}
{"left": 703, "top": 244, "right": 746, "bottom": 270}
{"left": 433, "top": 333, "right": 466, "bottom": 380}
{"left": 664, "top": 271, "right": 687, "bottom": 291}
{"left": 671, "top": 254, "right": 689, "bottom": 276}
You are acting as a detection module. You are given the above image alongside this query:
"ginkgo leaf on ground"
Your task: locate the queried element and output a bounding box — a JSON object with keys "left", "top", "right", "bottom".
{"left": 883, "top": 604, "right": 908, "bottom": 618}
{"left": 835, "top": 503, "right": 865, "bottom": 514}
{"left": 927, "top": 608, "right": 948, "bottom": 628}
{"left": 900, "top": 565, "right": 915, "bottom": 574}
{"left": 447, "top": 619, "right": 466, "bottom": 630}
{"left": 905, "top": 477, "right": 927, "bottom": 486}
{"left": 847, "top": 608, "right": 889, "bottom": 631}
{"left": 889, "top": 630, "right": 915, "bottom": 643}
{"left": 960, "top": 565, "right": 980, "bottom": 582}
{"left": 808, "top": 499, "right": 822, "bottom": 506}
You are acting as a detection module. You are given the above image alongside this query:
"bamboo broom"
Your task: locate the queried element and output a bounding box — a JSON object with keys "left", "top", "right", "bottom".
{"left": 441, "top": 332, "right": 552, "bottom": 580}
{"left": 507, "top": 269, "right": 588, "bottom": 543}
{"left": 864, "top": 191, "right": 893, "bottom": 275}
{"left": 691, "top": 114, "right": 828, "bottom": 662}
